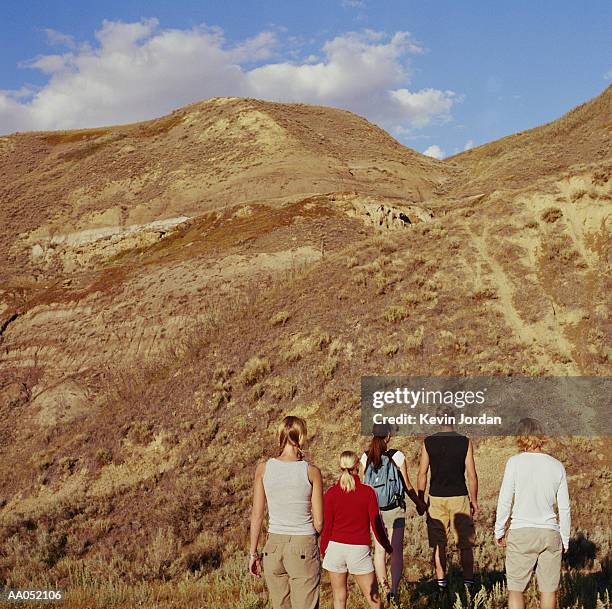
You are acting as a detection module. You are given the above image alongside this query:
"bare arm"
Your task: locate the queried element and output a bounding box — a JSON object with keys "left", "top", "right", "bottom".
{"left": 400, "top": 453, "right": 427, "bottom": 514}
{"left": 368, "top": 490, "right": 393, "bottom": 554}
{"left": 308, "top": 464, "right": 324, "bottom": 533}
{"left": 320, "top": 488, "right": 333, "bottom": 557}
{"left": 399, "top": 459, "right": 415, "bottom": 492}
{"left": 249, "top": 462, "right": 266, "bottom": 576}
{"left": 465, "top": 439, "right": 479, "bottom": 517}
{"left": 417, "top": 440, "right": 429, "bottom": 492}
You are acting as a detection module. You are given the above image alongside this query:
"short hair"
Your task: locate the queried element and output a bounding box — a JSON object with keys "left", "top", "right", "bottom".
{"left": 516, "top": 418, "right": 545, "bottom": 452}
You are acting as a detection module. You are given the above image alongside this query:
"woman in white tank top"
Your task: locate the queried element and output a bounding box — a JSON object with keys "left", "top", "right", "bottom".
{"left": 249, "top": 416, "right": 324, "bottom": 609}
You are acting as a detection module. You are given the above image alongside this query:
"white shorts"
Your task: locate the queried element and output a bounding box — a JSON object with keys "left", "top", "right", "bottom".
{"left": 322, "top": 541, "right": 374, "bottom": 575}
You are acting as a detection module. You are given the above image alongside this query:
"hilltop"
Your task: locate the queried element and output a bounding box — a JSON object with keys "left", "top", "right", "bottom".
{"left": 447, "top": 85, "right": 611, "bottom": 194}
{"left": 0, "top": 96, "right": 451, "bottom": 281}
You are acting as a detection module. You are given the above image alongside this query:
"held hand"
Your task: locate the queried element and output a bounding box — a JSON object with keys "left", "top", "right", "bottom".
{"left": 407, "top": 489, "right": 427, "bottom": 516}
{"left": 248, "top": 555, "right": 262, "bottom": 577}
{"left": 470, "top": 500, "right": 479, "bottom": 518}
{"left": 496, "top": 536, "right": 505, "bottom": 547}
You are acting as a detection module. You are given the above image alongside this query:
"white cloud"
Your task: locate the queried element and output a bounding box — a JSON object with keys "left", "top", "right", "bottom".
{"left": 423, "top": 144, "right": 444, "bottom": 159}
{"left": 341, "top": 0, "right": 366, "bottom": 8}
{"left": 463, "top": 139, "right": 474, "bottom": 151}
{"left": 0, "top": 20, "right": 457, "bottom": 135}
{"left": 42, "top": 28, "right": 77, "bottom": 49}
{"left": 604, "top": 69, "right": 612, "bottom": 80}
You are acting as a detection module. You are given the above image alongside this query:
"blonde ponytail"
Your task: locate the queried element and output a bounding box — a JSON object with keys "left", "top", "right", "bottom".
{"left": 339, "top": 451, "right": 359, "bottom": 492}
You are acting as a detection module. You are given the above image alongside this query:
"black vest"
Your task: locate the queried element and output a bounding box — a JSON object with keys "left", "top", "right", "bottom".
{"left": 424, "top": 432, "right": 469, "bottom": 497}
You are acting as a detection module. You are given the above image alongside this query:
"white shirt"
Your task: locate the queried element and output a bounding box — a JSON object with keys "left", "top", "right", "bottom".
{"left": 263, "top": 459, "right": 316, "bottom": 536}
{"left": 494, "top": 452, "right": 571, "bottom": 549}
{"left": 360, "top": 450, "right": 405, "bottom": 470}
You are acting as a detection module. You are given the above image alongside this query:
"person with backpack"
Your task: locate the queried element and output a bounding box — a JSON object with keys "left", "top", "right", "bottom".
{"left": 321, "top": 451, "right": 393, "bottom": 609}
{"left": 416, "top": 406, "right": 478, "bottom": 592}
{"left": 360, "top": 424, "right": 426, "bottom": 604}
{"left": 249, "top": 416, "right": 324, "bottom": 609}
{"left": 495, "top": 418, "right": 571, "bottom": 609}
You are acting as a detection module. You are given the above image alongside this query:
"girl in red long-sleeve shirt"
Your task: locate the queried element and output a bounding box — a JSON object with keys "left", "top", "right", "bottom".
{"left": 321, "top": 451, "right": 393, "bottom": 609}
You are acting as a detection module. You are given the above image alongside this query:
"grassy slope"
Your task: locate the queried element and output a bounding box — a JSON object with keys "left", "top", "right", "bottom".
{"left": 0, "top": 89, "right": 610, "bottom": 608}
{"left": 445, "top": 85, "right": 611, "bottom": 195}
{"left": 1, "top": 211, "right": 610, "bottom": 603}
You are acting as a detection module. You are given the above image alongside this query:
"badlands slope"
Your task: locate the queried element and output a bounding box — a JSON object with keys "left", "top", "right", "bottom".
{"left": 0, "top": 86, "right": 610, "bottom": 585}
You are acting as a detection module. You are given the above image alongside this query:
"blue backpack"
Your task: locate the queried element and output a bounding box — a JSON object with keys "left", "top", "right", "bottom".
{"left": 364, "top": 451, "right": 404, "bottom": 509}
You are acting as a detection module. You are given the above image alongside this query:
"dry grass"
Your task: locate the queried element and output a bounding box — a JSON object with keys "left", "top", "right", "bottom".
{"left": 282, "top": 327, "right": 332, "bottom": 362}
{"left": 405, "top": 327, "right": 425, "bottom": 352}
{"left": 136, "top": 113, "right": 184, "bottom": 138}
{"left": 320, "top": 356, "right": 339, "bottom": 380}
{"left": 269, "top": 311, "right": 290, "bottom": 326}
{"left": 240, "top": 356, "right": 272, "bottom": 386}
{"left": 380, "top": 342, "right": 399, "bottom": 357}
{"left": 2, "top": 547, "right": 609, "bottom": 609}
{"left": 384, "top": 305, "right": 409, "bottom": 323}
{"left": 541, "top": 207, "right": 563, "bottom": 223}
{"left": 42, "top": 127, "right": 113, "bottom": 145}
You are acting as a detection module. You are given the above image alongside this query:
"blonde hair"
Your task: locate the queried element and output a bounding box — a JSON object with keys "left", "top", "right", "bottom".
{"left": 339, "top": 451, "right": 359, "bottom": 492}
{"left": 516, "top": 418, "right": 546, "bottom": 452}
{"left": 278, "top": 416, "right": 307, "bottom": 459}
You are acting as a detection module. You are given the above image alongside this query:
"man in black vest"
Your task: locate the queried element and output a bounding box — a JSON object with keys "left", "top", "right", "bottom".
{"left": 417, "top": 406, "right": 479, "bottom": 591}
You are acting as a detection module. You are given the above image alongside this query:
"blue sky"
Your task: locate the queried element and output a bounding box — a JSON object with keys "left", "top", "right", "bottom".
{"left": 1, "top": 1, "right": 610, "bottom": 157}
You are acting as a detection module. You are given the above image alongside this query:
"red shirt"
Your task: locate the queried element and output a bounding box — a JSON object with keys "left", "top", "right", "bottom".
{"left": 320, "top": 475, "right": 390, "bottom": 557}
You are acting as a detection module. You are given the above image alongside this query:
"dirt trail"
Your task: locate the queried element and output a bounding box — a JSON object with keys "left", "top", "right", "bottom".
{"left": 469, "top": 226, "right": 579, "bottom": 375}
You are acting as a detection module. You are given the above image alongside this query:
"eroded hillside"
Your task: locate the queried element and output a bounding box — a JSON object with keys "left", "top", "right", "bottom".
{"left": 0, "top": 88, "right": 610, "bottom": 597}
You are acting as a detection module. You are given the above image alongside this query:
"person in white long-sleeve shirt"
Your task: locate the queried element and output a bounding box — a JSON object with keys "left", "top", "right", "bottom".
{"left": 494, "top": 418, "right": 571, "bottom": 609}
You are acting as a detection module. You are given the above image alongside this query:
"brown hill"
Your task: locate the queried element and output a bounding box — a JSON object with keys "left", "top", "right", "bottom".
{"left": 0, "top": 96, "right": 451, "bottom": 281}
{"left": 446, "top": 84, "right": 612, "bottom": 194}
{"left": 0, "top": 89, "right": 610, "bottom": 606}
{"left": 0, "top": 97, "right": 450, "bottom": 422}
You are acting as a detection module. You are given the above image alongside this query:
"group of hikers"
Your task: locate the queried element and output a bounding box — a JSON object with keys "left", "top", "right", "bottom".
{"left": 249, "top": 412, "right": 571, "bottom": 609}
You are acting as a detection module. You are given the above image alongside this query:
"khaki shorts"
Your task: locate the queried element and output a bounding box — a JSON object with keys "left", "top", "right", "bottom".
{"left": 506, "top": 528, "right": 562, "bottom": 593}
{"left": 322, "top": 541, "right": 374, "bottom": 575}
{"left": 426, "top": 495, "right": 475, "bottom": 549}
{"left": 262, "top": 533, "right": 320, "bottom": 609}
{"left": 381, "top": 505, "right": 406, "bottom": 530}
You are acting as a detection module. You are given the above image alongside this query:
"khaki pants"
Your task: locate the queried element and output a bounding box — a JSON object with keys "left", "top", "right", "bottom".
{"left": 262, "top": 533, "right": 320, "bottom": 609}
